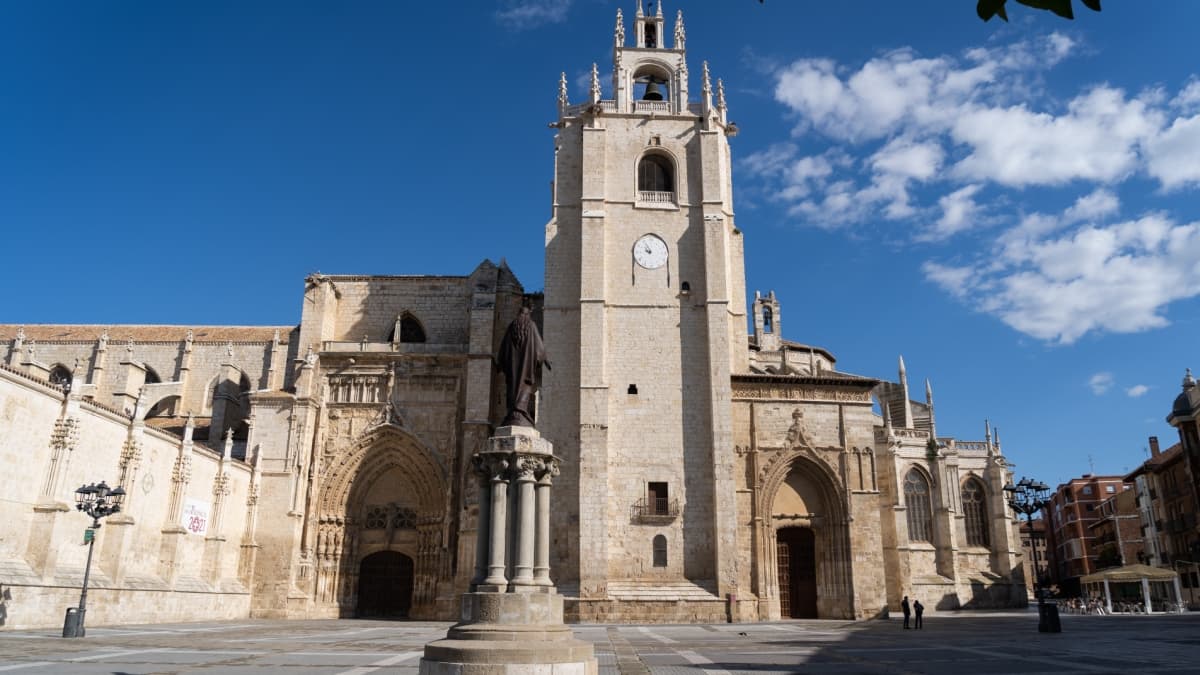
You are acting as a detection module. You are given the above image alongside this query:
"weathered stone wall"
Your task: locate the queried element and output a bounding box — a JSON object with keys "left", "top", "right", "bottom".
{"left": 0, "top": 365, "right": 253, "bottom": 630}
{"left": 326, "top": 276, "right": 472, "bottom": 345}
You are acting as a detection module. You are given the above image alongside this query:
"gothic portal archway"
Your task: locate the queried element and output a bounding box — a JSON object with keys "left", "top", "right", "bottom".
{"left": 758, "top": 451, "right": 854, "bottom": 620}
{"left": 314, "top": 424, "right": 448, "bottom": 618}
{"left": 356, "top": 551, "right": 414, "bottom": 618}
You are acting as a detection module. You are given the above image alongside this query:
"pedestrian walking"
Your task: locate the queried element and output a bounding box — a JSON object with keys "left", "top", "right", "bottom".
{"left": 913, "top": 599, "right": 924, "bottom": 629}
{"left": 901, "top": 595, "right": 910, "bottom": 629}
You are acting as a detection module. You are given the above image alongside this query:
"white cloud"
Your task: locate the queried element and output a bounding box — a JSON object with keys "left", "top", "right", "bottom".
{"left": 1063, "top": 188, "right": 1119, "bottom": 224}
{"left": 921, "top": 261, "right": 976, "bottom": 299}
{"left": 1127, "top": 384, "right": 1150, "bottom": 397}
{"left": 495, "top": 0, "right": 571, "bottom": 30}
{"left": 1145, "top": 114, "right": 1200, "bottom": 189}
{"left": 1089, "top": 372, "right": 1114, "bottom": 395}
{"left": 1173, "top": 77, "right": 1200, "bottom": 112}
{"left": 924, "top": 184, "right": 983, "bottom": 240}
{"left": 950, "top": 87, "right": 1162, "bottom": 187}
{"left": 927, "top": 214, "right": 1200, "bottom": 343}
{"left": 759, "top": 32, "right": 1200, "bottom": 342}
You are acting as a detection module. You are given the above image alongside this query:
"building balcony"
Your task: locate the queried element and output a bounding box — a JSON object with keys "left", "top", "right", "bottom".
{"left": 631, "top": 497, "right": 679, "bottom": 524}
{"left": 636, "top": 190, "right": 677, "bottom": 207}
{"left": 320, "top": 340, "right": 467, "bottom": 355}
{"left": 633, "top": 100, "right": 671, "bottom": 114}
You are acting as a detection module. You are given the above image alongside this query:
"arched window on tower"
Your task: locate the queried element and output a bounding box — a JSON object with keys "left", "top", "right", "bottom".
{"left": 763, "top": 307, "right": 774, "bottom": 333}
{"left": 652, "top": 534, "right": 667, "bottom": 567}
{"left": 904, "top": 469, "right": 933, "bottom": 543}
{"left": 637, "top": 154, "right": 674, "bottom": 203}
{"left": 962, "top": 477, "right": 990, "bottom": 547}
{"left": 644, "top": 23, "right": 657, "bottom": 48}
{"left": 48, "top": 364, "right": 72, "bottom": 390}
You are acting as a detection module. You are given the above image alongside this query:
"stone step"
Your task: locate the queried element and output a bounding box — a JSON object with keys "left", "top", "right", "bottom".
{"left": 606, "top": 580, "right": 720, "bottom": 601}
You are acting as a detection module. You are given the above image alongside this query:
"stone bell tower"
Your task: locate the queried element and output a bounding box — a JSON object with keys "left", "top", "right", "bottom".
{"left": 542, "top": 1, "right": 748, "bottom": 620}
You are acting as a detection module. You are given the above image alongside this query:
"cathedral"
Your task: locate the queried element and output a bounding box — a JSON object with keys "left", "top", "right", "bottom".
{"left": 0, "top": 2, "right": 1024, "bottom": 630}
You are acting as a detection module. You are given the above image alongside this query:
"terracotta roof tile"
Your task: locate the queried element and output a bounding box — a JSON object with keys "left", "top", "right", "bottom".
{"left": 0, "top": 324, "right": 293, "bottom": 343}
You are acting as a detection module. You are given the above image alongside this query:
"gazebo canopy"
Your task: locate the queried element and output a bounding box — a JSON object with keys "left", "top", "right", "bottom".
{"left": 1081, "top": 564, "right": 1179, "bottom": 584}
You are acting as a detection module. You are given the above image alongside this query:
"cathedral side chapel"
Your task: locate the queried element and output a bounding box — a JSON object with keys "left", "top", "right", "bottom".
{"left": 0, "top": 2, "right": 1024, "bottom": 629}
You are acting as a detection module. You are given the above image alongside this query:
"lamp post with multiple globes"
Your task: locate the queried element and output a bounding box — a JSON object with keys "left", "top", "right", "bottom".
{"left": 62, "top": 481, "right": 126, "bottom": 638}
{"left": 1004, "top": 476, "right": 1061, "bottom": 633}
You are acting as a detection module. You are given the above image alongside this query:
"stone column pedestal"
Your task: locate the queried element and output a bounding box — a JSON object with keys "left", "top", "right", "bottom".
{"left": 420, "top": 426, "right": 596, "bottom": 675}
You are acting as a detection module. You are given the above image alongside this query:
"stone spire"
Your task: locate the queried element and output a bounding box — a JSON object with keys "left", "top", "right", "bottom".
{"left": 1185, "top": 367, "right": 1196, "bottom": 389}
{"left": 674, "top": 9, "right": 685, "bottom": 49}
{"left": 896, "top": 355, "right": 912, "bottom": 429}
{"left": 590, "top": 62, "right": 601, "bottom": 103}
{"left": 716, "top": 78, "right": 727, "bottom": 112}
{"left": 925, "top": 378, "right": 938, "bottom": 439}
{"left": 557, "top": 71, "right": 569, "bottom": 115}
{"left": 614, "top": 8, "right": 624, "bottom": 46}
{"left": 656, "top": 0, "right": 663, "bottom": 18}
{"left": 636, "top": 0, "right": 643, "bottom": 18}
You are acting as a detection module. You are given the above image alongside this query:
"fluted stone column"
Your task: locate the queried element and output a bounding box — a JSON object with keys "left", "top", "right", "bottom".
{"left": 471, "top": 457, "right": 492, "bottom": 587}
{"left": 511, "top": 459, "right": 538, "bottom": 588}
{"left": 483, "top": 456, "right": 510, "bottom": 589}
{"left": 533, "top": 462, "right": 556, "bottom": 586}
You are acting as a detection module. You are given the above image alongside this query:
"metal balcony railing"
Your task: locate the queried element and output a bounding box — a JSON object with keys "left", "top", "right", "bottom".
{"left": 631, "top": 497, "right": 679, "bottom": 524}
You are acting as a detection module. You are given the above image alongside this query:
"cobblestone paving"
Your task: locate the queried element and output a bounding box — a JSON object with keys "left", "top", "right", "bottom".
{"left": 1, "top": 610, "right": 1197, "bottom": 674}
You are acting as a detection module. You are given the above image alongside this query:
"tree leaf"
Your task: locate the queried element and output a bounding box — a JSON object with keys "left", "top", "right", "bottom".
{"left": 1016, "top": 0, "right": 1075, "bottom": 20}
{"left": 977, "top": 0, "right": 1009, "bottom": 22}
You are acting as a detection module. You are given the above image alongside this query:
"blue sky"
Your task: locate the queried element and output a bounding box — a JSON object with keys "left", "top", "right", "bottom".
{"left": 2, "top": 1, "right": 1198, "bottom": 488}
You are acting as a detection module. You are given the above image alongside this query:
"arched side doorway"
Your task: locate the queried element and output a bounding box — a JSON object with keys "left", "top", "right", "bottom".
{"left": 758, "top": 450, "right": 854, "bottom": 620}
{"left": 357, "top": 551, "right": 414, "bottom": 618}
{"left": 777, "top": 527, "right": 818, "bottom": 619}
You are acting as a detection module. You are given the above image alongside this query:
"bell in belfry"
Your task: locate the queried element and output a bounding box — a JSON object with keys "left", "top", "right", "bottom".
{"left": 641, "top": 81, "right": 664, "bottom": 101}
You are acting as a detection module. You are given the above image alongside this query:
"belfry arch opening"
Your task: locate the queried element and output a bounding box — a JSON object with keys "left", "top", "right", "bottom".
{"left": 632, "top": 66, "right": 671, "bottom": 104}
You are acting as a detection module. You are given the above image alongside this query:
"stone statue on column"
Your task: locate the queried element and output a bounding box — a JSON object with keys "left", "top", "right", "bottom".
{"left": 421, "top": 304, "right": 595, "bottom": 674}
{"left": 497, "top": 305, "right": 549, "bottom": 428}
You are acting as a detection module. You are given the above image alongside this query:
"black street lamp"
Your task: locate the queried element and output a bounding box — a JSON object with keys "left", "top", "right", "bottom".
{"left": 63, "top": 481, "right": 126, "bottom": 638}
{"left": 1004, "top": 476, "right": 1060, "bottom": 633}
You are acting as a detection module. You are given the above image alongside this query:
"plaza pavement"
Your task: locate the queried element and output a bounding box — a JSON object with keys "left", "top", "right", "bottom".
{"left": 1, "top": 609, "right": 1197, "bottom": 674}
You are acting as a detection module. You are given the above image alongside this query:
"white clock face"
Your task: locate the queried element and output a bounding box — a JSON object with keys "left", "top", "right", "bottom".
{"left": 634, "top": 235, "right": 668, "bottom": 269}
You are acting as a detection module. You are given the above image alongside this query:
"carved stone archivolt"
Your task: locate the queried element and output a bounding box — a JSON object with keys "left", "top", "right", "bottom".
{"left": 756, "top": 447, "right": 847, "bottom": 524}
{"left": 320, "top": 426, "right": 446, "bottom": 518}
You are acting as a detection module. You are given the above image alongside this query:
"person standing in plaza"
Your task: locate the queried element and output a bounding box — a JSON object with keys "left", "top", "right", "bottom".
{"left": 901, "top": 596, "right": 911, "bottom": 629}
{"left": 913, "top": 599, "right": 924, "bottom": 629}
